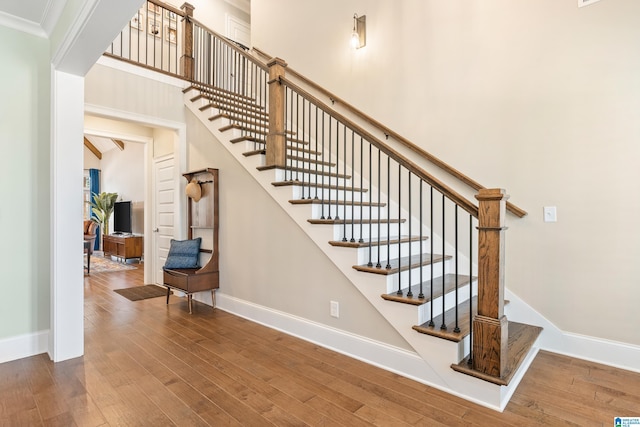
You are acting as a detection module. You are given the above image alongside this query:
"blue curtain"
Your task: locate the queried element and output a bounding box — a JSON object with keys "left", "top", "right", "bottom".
{"left": 89, "top": 168, "right": 100, "bottom": 250}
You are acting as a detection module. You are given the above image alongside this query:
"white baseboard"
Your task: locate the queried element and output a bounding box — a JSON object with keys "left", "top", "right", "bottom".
{"left": 216, "top": 293, "right": 423, "bottom": 375}
{"left": 0, "top": 330, "right": 49, "bottom": 364}
{"left": 555, "top": 332, "right": 640, "bottom": 373}
{"left": 506, "top": 288, "right": 640, "bottom": 373}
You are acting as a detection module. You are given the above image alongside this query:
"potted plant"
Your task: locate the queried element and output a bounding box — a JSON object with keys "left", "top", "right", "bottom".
{"left": 88, "top": 192, "right": 118, "bottom": 240}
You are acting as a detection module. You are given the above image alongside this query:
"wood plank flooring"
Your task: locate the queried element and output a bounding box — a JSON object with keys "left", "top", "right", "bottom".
{"left": 1, "top": 263, "right": 638, "bottom": 425}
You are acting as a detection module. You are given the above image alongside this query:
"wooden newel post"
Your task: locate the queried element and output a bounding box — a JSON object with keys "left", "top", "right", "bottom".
{"left": 181, "top": 2, "right": 195, "bottom": 81}
{"left": 266, "top": 57, "right": 288, "bottom": 168}
{"left": 472, "top": 188, "right": 509, "bottom": 378}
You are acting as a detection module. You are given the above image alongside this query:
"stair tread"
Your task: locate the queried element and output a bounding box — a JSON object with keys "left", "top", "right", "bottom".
{"left": 220, "top": 124, "right": 296, "bottom": 136}
{"left": 192, "top": 94, "right": 265, "bottom": 112}
{"left": 383, "top": 273, "right": 474, "bottom": 306}
{"left": 287, "top": 155, "right": 332, "bottom": 166}
{"left": 232, "top": 138, "right": 319, "bottom": 155}
{"left": 286, "top": 137, "right": 312, "bottom": 145}
{"left": 309, "top": 218, "right": 406, "bottom": 225}
{"left": 272, "top": 181, "right": 368, "bottom": 193}
{"left": 450, "top": 321, "right": 543, "bottom": 386}
{"left": 258, "top": 165, "right": 351, "bottom": 180}
{"left": 289, "top": 199, "right": 385, "bottom": 207}
{"left": 219, "top": 124, "right": 267, "bottom": 134}
{"left": 354, "top": 253, "right": 452, "bottom": 275}
{"left": 330, "top": 235, "right": 428, "bottom": 249}
{"left": 230, "top": 136, "right": 265, "bottom": 144}
{"left": 413, "top": 296, "right": 477, "bottom": 342}
{"left": 186, "top": 84, "right": 257, "bottom": 103}
{"left": 200, "top": 101, "right": 268, "bottom": 115}
{"left": 243, "top": 149, "right": 264, "bottom": 157}
{"left": 209, "top": 112, "right": 269, "bottom": 124}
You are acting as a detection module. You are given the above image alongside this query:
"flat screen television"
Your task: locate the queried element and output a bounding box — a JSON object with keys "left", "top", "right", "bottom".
{"left": 113, "top": 201, "right": 132, "bottom": 234}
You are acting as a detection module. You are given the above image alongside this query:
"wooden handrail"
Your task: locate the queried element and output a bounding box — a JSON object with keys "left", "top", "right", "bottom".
{"left": 279, "top": 76, "right": 479, "bottom": 218}
{"left": 147, "top": 0, "right": 184, "bottom": 19}
{"left": 254, "top": 47, "right": 526, "bottom": 218}
{"left": 188, "top": 18, "right": 268, "bottom": 73}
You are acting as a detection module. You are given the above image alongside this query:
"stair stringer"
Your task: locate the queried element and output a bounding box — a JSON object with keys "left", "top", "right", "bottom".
{"left": 184, "top": 89, "right": 529, "bottom": 411}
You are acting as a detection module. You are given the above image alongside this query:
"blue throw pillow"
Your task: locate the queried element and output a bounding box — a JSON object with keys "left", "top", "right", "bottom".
{"left": 164, "top": 238, "right": 201, "bottom": 269}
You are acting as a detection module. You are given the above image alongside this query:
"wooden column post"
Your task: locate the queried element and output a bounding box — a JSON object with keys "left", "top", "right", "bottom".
{"left": 266, "top": 57, "right": 288, "bottom": 168}
{"left": 181, "top": 2, "right": 195, "bottom": 81}
{"left": 472, "top": 188, "right": 509, "bottom": 378}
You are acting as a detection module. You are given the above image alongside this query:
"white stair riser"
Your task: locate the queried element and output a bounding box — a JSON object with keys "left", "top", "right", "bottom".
{"left": 333, "top": 222, "right": 403, "bottom": 240}
{"left": 291, "top": 187, "right": 368, "bottom": 203}
{"left": 384, "top": 261, "right": 448, "bottom": 291}
{"left": 356, "top": 240, "right": 429, "bottom": 265}
{"left": 309, "top": 204, "right": 386, "bottom": 221}
{"left": 278, "top": 171, "right": 351, "bottom": 187}
{"left": 416, "top": 283, "right": 474, "bottom": 325}
{"left": 285, "top": 160, "right": 336, "bottom": 171}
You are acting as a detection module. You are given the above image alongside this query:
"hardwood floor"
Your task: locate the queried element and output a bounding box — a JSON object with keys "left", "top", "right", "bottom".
{"left": 1, "top": 264, "right": 638, "bottom": 426}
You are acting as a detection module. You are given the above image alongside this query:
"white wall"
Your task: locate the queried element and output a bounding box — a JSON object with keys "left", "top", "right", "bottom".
{"left": 251, "top": 0, "right": 640, "bottom": 346}
{"left": 186, "top": 0, "right": 250, "bottom": 34}
{"left": 0, "top": 26, "right": 51, "bottom": 347}
{"left": 185, "top": 110, "right": 412, "bottom": 349}
{"left": 84, "top": 61, "right": 411, "bottom": 349}
{"left": 102, "top": 141, "right": 145, "bottom": 202}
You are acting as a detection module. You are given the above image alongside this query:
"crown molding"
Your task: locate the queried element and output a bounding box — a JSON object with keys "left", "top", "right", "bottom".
{"left": 224, "top": 0, "right": 250, "bottom": 15}
{"left": 0, "top": 10, "right": 47, "bottom": 38}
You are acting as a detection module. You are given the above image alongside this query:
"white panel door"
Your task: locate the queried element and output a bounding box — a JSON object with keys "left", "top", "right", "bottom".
{"left": 153, "top": 156, "right": 175, "bottom": 285}
{"left": 226, "top": 14, "right": 250, "bottom": 47}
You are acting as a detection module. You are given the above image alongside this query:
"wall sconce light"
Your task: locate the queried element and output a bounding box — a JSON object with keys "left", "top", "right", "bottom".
{"left": 350, "top": 14, "right": 366, "bottom": 49}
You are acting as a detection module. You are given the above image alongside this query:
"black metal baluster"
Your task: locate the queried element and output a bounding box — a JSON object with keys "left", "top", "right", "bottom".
{"left": 396, "top": 163, "right": 402, "bottom": 293}
{"left": 300, "top": 95, "right": 311, "bottom": 195}
{"left": 291, "top": 89, "right": 297, "bottom": 182}
{"left": 334, "top": 122, "right": 340, "bottom": 221}
{"left": 468, "top": 215, "right": 474, "bottom": 365}
{"left": 294, "top": 92, "right": 300, "bottom": 182}
{"left": 454, "top": 206, "right": 460, "bottom": 333}
{"left": 314, "top": 106, "right": 319, "bottom": 200}
{"left": 419, "top": 180, "right": 424, "bottom": 299}
{"left": 376, "top": 148, "right": 381, "bottom": 269}
{"left": 359, "top": 135, "right": 364, "bottom": 244}
{"left": 386, "top": 156, "right": 391, "bottom": 270}
{"left": 441, "top": 193, "right": 446, "bottom": 331}
{"left": 320, "top": 113, "right": 326, "bottom": 218}
{"left": 407, "top": 171, "right": 413, "bottom": 298}
{"left": 341, "top": 126, "right": 347, "bottom": 241}
{"left": 327, "top": 117, "right": 332, "bottom": 219}
{"left": 304, "top": 97, "right": 309, "bottom": 199}
{"left": 285, "top": 87, "right": 291, "bottom": 182}
{"left": 429, "top": 187, "right": 434, "bottom": 327}
{"left": 350, "top": 131, "right": 355, "bottom": 243}
{"left": 367, "top": 143, "right": 373, "bottom": 267}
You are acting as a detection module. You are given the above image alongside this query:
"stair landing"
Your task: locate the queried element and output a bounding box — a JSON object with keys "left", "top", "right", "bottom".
{"left": 451, "top": 321, "right": 543, "bottom": 386}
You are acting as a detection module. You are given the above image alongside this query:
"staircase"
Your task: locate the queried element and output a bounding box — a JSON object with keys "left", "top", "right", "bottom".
{"left": 182, "top": 81, "right": 542, "bottom": 410}
{"left": 106, "top": 2, "right": 543, "bottom": 410}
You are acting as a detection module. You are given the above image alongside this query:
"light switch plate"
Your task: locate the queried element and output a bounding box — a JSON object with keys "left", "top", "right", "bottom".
{"left": 578, "top": 0, "right": 601, "bottom": 7}
{"left": 543, "top": 206, "right": 557, "bottom": 223}
{"left": 330, "top": 301, "right": 339, "bottom": 318}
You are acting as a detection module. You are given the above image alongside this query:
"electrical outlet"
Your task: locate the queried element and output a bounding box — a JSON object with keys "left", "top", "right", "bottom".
{"left": 543, "top": 206, "right": 557, "bottom": 223}
{"left": 578, "top": 0, "right": 601, "bottom": 8}
{"left": 330, "top": 301, "right": 339, "bottom": 318}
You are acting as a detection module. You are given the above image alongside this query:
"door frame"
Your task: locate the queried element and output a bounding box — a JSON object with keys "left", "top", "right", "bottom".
{"left": 84, "top": 104, "right": 187, "bottom": 284}
{"left": 151, "top": 154, "right": 179, "bottom": 285}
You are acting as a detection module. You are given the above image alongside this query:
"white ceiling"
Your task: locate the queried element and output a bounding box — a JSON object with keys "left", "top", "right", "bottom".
{"left": 86, "top": 135, "right": 121, "bottom": 154}
{"left": 0, "top": 0, "right": 48, "bottom": 23}
{"left": 0, "top": 0, "right": 250, "bottom": 37}
{"left": 0, "top": 0, "right": 68, "bottom": 37}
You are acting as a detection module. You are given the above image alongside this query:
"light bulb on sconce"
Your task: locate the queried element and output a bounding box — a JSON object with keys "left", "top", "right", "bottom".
{"left": 350, "top": 13, "right": 366, "bottom": 49}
